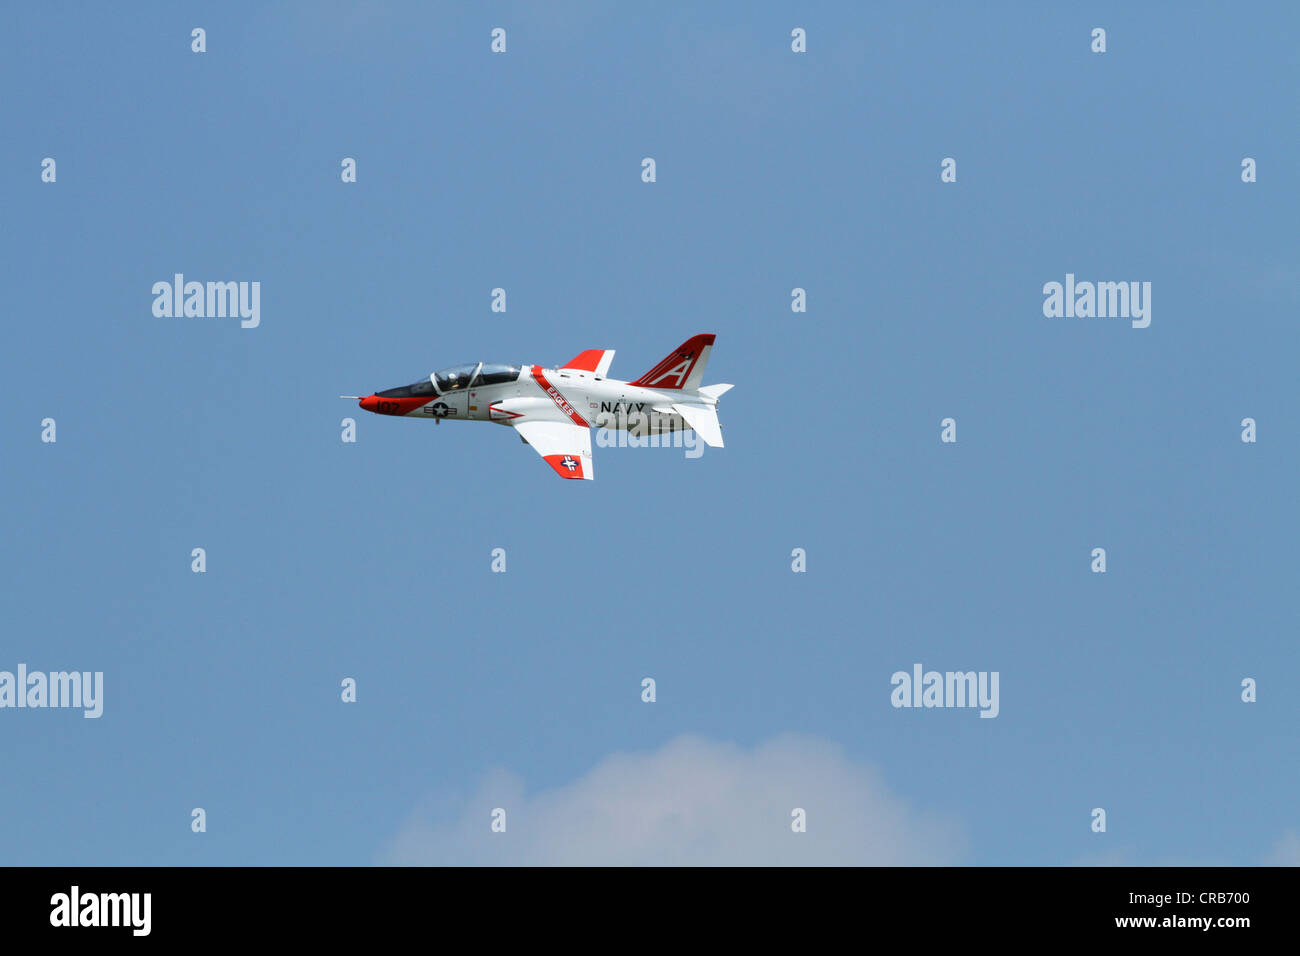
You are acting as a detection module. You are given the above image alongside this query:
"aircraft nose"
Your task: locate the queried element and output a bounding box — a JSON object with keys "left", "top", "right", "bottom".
{"left": 358, "top": 394, "right": 379, "bottom": 413}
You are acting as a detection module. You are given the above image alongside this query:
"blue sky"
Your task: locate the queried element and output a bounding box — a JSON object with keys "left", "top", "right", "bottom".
{"left": 2, "top": 1, "right": 1296, "bottom": 865}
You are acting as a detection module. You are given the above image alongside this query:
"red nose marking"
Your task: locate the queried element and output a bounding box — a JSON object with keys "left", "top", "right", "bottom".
{"left": 359, "top": 395, "right": 431, "bottom": 416}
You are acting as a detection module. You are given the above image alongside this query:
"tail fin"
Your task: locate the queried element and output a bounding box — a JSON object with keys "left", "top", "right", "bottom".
{"left": 627, "top": 333, "right": 715, "bottom": 391}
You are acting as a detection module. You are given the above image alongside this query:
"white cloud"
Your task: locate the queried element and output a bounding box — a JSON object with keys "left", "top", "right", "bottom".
{"left": 379, "top": 733, "right": 965, "bottom": 866}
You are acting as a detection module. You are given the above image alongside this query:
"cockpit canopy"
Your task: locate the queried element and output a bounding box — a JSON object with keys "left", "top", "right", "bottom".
{"left": 376, "top": 379, "right": 436, "bottom": 399}
{"left": 433, "top": 363, "right": 521, "bottom": 392}
{"left": 377, "top": 363, "right": 521, "bottom": 399}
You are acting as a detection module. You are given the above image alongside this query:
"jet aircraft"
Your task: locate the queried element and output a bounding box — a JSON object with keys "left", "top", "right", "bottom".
{"left": 344, "top": 334, "right": 732, "bottom": 480}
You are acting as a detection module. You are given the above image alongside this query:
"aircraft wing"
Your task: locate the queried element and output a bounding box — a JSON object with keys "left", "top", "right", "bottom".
{"left": 511, "top": 419, "right": 594, "bottom": 480}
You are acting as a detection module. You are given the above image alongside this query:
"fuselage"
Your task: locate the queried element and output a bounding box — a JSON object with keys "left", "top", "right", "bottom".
{"left": 358, "top": 364, "right": 695, "bottom": 434}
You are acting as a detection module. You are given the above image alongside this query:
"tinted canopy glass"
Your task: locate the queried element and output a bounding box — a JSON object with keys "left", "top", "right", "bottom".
{"left": 377, "top": 379, "right": 436, "bottom": 398}
{"left": 433, "top": 363, "right": 520, "bottom": 391}
{"left": 433, "top": 364, "right": 478, "bottom": 392}
{"left": 478, "top": 364, "right": 521, "bottom": 386}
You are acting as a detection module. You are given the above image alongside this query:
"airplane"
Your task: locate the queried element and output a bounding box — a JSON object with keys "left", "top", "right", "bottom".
{"left": 342, "top": 333, "right": 733, "bottom": 480}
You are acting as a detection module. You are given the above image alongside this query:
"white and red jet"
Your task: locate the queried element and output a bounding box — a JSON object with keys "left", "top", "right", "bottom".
{"left": 345, "top": 333, "right": 733, "bottom": 480}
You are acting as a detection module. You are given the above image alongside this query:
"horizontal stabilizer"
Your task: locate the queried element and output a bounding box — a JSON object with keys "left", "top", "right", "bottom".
{"left": 697, "top": 383, "right": 734, "bottom": 402}
{"left": 672, "top": 402, "right": 724, "bottom": 447}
